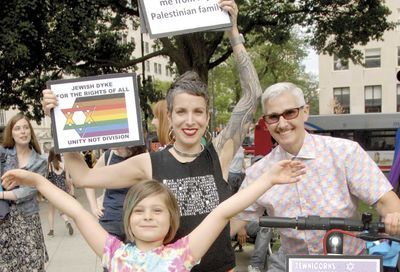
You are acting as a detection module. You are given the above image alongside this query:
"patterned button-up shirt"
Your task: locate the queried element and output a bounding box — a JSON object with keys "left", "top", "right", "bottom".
{"left": 236, "top": 132, "right": 392, "bottom": 255}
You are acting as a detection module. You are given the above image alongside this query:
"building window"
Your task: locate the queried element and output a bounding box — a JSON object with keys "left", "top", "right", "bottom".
{"left": 165, "top": 66, "right": 169, "bottom": 77}
{"left": 365, "top": 85, "right": 382, "bottom": 113}
{"left": 398, "top": 47, "right": 400, "bottom": 67}
{"left": 120, "top": 34, "right": 127, "bottom": 45}
{"left": 132, "top": 19, "right": 137, "bottom": 30}
{"left": 397, "top": 84, "right": 400, "bottom": 112}
{"left": 333, "top": 87, "right": 350, "bottom": 114}
{"left": 158, "top": 64, "right": 162, "bottom": 75}
{"left": 130, "top": 37, "right": 135, "bottom": 44}
{"left": 145, "top": 61, "right": 150, "bottom": 72}
{"left": 0, "top": 110, "right": 5, "bottom": 126}
{"left": 333, "top": 55, "right": 348, "bottom": 70}
{"left": 154, "top": 63, "right": 158, "bottom": 74}
{"left": 145, "top": 42, "right": 149, "bottom": 54}
{"left": 397, "top": 9, "right": 400, "bottom": 31}
{"left": 365, "top": 48, "right": 381, "bottom": 68}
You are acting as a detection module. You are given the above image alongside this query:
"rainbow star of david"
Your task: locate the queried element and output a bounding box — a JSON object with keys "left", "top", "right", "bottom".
{"left": 62, "top": 93, "right": 129, "bottom": 138}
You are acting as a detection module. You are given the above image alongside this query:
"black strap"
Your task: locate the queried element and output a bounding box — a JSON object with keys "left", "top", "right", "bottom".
{"left": 0, "top": 152, "right": 5, "bottom": 176}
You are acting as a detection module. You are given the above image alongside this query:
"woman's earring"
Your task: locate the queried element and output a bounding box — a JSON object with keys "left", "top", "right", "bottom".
{"left": 204, "top": 126, "right": 212, "bottom": 142}
{"left": 168, "top": 127, "right": 175, "bottom": 143}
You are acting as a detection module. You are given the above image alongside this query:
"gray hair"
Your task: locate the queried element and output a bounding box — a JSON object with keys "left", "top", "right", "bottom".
{"left": 166, "top": 71, "right": 209, "bottom": 113}
{"left": 261, "top": 82, "right": 306, "bottom": 113}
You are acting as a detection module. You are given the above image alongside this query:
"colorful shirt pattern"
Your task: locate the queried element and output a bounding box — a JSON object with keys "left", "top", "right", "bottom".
{"left": 236, "top": 132, "right": 392, "bottom": 255}
{"left": 102, "top": 235, "right": 198, "bottom": 272}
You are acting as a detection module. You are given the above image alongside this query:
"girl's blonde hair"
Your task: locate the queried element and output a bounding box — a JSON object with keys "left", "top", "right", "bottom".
{"left": 2, "top": 113, "right": 42, "bottom": 154}
{"left": 123, "top": 180, "right": 180, "bottom": 244}
{"left": 152, "top": 100, "right": 170, "bottom": 146}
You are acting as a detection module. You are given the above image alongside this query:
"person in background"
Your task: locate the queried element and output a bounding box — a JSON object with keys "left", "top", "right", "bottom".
{"left": 229, "top": 151, "right": 271, "bottom": 272}
{"left": 85, "top": 145, "right": 147, "bottom": 241}
{"left": 238, "top": 221, "right": 272, "bottom": 272}
{"left": 151, "top": 99, "right": 170, "bottom": 150}
{"left": 0, "top": 113, "right": 48, "bottom": 271}
{"left": 231, "top": 82, "right": 400, "bottom": 272}
{"left": 228, "top": 146, "right": 246, "bottom": 193}
{"left": 46, "top": 147, "right": 74, "bottom": 237}
{"left": 82, "top": 150, "right": 96, "bottom": 168}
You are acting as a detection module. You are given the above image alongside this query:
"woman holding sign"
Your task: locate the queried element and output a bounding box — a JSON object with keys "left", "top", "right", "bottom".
{"left": 42, "top": 0, "right": 261, "bottom": 270}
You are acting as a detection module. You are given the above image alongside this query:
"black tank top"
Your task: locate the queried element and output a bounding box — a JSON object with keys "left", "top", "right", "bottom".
{"left": 150, "top": 143, "right": 235, "bottom": 272}
{"left": 101, "top": 150, "right": 130, "bottom": 222}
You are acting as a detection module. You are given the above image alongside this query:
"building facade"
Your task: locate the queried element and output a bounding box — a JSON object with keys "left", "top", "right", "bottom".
{"left": 126, "top": 23, "right": 174, "bottom": 82}
{"left": 318, "top": 0, "right": 400, "bottom": 114}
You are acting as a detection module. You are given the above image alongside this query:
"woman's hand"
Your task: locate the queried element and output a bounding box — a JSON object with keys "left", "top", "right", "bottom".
{"left": 2, "top": 169, "right": 40, "bottom": 189}
{"left": 42, "top": 89, "right": 58, "bottom": 116}
{"left": 219, "top": 0, "right": 239, "bottom": 34}
{"left": 266, "top": 160, "right": 306, "bottom": 185}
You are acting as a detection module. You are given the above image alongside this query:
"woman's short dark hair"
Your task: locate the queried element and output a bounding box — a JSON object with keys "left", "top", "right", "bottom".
{"left": 166, "top": 71, "right": 209, "bottom": 113}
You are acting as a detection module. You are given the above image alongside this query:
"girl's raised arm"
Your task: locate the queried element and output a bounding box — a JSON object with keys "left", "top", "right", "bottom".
{"left": 213, "top": 0, "right": 262, "bottom": 178}
{"left": 2, "top": 169, "right": 108, "bottom": 257}
{"left": 188, "top": 160, "right": 305, "bottom": 262}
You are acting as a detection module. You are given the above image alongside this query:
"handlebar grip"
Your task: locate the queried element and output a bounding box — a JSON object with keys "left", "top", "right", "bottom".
{"left": 259, "top": 216, "right": 369, "bottom": 231}
{"left": 259, "top": 216, "right": 298, "bottom": 228}
{"left": 303, "top": 217, "right": 364, "bottom": 231}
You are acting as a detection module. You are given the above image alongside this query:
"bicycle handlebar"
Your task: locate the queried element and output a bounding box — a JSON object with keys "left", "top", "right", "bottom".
{"left": 259, "top": 215, "right": 385, "bottom": 233}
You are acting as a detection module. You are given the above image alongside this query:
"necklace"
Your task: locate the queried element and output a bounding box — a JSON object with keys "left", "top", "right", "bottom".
{"left": 172, "top": 143, "right": 204, "bottom": 158}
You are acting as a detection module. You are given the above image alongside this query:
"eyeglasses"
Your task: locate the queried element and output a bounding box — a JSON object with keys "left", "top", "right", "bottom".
{"left": 263, "top": 106, "right": 304, "bottom": 125}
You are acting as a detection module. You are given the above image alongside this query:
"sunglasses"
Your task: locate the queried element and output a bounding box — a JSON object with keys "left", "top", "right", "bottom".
{"left": 263, "top": 106, "right": 304, "bottom": 125}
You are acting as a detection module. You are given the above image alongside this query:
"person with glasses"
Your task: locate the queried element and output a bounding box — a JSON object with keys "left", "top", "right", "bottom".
{"left": 230, "top": 82, "right": 400, "bottom": 272}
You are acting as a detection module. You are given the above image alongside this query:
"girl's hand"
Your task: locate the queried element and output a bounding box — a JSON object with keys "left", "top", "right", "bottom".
{"left": 2, "top": 169, "right": 40, "bottom": 189}
{"left": 42, "top": 89, "right": 58, "bottom": 116}
{"left": 267, "top": 160, "right": 305, "bottom": 185}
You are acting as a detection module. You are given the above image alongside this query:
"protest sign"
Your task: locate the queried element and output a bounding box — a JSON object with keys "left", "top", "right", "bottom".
{"left": 47, "top": 73, "right": 144, "bottom": 153}
{"left": 139, "top": 0, "right": 232, "bottom": 38}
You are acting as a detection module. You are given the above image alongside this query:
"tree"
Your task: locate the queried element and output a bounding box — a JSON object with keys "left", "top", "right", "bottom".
{"left": 1, "top": 0, "right": 394, "bottom": 121}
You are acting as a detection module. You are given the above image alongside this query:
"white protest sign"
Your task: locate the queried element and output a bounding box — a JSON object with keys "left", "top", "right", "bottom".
{"left": 139, "top": 0, "right": 232, "bottom": 38}
{"left": 47, "top": 73, "right": 144, "bottom": 152}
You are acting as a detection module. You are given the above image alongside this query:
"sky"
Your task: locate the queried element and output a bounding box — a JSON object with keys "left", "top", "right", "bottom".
{"left": 302, "top": 48, "right": 319, "bottom": 77}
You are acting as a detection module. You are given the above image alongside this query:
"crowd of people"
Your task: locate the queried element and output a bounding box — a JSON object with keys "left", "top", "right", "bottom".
{"left": 1, "top": 0, "right": 400, "bottom": 271}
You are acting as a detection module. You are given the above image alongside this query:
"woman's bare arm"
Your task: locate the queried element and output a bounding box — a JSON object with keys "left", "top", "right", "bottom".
{"left": 64, "top": 152, "right": 152, "bottom": 189}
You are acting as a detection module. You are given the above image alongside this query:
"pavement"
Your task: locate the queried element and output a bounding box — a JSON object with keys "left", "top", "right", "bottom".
{"left": 39, "top": 188, "right": 255, "bottom": 272}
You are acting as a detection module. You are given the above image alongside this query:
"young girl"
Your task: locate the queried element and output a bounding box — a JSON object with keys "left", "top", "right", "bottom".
{"left": 47, "top": 147, "right": 74, "bottom": 236}
{"left": 2, "top": 160, "right": 305, "bottom": 271}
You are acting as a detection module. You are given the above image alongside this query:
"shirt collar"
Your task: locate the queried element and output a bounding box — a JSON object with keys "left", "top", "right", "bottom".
{"left": 276, "top": 131, "right": 316, "bottom": 160}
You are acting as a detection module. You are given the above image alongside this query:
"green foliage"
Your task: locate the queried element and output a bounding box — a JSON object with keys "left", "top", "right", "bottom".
{"left": 0, "top": 0, "right": 136, "bottom": 122}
